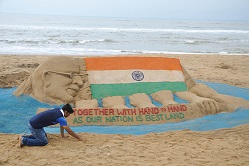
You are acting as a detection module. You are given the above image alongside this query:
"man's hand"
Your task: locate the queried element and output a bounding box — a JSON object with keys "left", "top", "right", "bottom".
{"left": 62, "top": 126, "right": 86, "bottom": 142}
{"left": 78, "top": 137, "right": 87, "bottom": 142}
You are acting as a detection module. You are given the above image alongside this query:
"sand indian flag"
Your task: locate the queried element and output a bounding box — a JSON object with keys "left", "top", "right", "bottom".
{"left": 84, "top": 57, "right": 187, "bottom": 99}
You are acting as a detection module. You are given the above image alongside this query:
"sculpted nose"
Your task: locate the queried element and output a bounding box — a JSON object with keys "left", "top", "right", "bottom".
{"left": 73, "top": 75, "right": 83, "bottom": 87}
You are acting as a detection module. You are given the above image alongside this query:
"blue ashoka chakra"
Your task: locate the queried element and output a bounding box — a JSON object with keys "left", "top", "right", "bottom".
{"left": 132, "top": 71, "right": 144, "bottom": 81}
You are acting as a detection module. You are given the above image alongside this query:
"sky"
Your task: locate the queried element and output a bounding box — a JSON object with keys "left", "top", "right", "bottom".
{"left": 0, "top": 0, "right": 249, "bottom": 20}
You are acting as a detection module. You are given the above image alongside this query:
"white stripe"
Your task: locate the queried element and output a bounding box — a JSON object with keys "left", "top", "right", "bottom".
{"left": 87, "top": 70, "right": 185, "bottom": 84}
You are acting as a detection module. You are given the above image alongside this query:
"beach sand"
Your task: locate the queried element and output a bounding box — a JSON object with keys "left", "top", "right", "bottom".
{"left": 1, "top": 54, "right": 249, "bottom": 88}
{"left": 1, "top": 124, "right": 249, "bottom": 166}
{"left": 0, "top": 53, "right": 249, "bottom": 165}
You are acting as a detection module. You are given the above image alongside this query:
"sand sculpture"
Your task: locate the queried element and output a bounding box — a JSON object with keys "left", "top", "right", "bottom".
{"left": 14, "top": 56, "right": 92, "bottom": 104}
{"left": 15, "top": 56, "right": 249, "bottom": 126}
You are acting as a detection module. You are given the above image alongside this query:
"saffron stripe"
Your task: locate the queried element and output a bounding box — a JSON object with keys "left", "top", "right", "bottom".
{"left": 84, "top": 57, "right": 183, "bottom": 71}
{"left": 87, "top": 70, "right": 185, "bottom": 84}
{"left": 90, "top": 82, "right": 188, "bottom": 99}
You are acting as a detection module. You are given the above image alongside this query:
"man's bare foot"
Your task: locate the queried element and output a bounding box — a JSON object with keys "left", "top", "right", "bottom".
{"left": 18, "top": 136, "right": 23, "bottom": 148}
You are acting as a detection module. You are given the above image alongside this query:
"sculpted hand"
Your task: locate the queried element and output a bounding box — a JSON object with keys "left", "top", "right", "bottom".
{"left": 102, "top": 96, "right": 128, "bottom": 108}
{"left": 175, "top": 91, "right": 220, "bottom": 115}
{"left": 129, "top": 93, "right": 155, "bottom": 108}
{"left": 193, "top": 97, "right": 220, "bottom": 115}
{"left": 151, "top": 90, "right": 177, "bottom": 106}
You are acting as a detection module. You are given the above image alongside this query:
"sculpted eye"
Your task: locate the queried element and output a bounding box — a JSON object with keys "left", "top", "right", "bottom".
{"left": 60, "top": 73, "right": 72, "bottom": 79}
{"left": 46, "top": 70, "right": 76, "bottom": 79}
{"left": 61, "top": 72, "right": 73, "bottom": 79}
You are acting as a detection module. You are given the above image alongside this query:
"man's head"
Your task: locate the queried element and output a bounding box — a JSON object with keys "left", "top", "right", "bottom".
{"left": 17, "top": 56, "right": 84, "bottom": 104}
{"left": 62, "top": 103, "right": 74, "bottom": 117}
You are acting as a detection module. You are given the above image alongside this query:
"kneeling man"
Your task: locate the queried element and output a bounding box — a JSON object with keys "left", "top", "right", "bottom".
{"left": 19, "top": 103, "right": 84, "bottom": 147}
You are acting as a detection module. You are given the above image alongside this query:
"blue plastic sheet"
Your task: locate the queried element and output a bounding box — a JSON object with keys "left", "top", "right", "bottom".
{"left": 0, "top": 80, "right": 248, "bottom": 135}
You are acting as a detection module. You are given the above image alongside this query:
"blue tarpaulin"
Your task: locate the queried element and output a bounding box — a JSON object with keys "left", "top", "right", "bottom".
{"left": 0, "top": 80, "right": 248, "bottom": 135}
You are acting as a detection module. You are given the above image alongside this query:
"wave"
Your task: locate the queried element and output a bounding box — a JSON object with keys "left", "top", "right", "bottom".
{"left": 184, "top": 39, "right": 215, "bottom": 44}
{"left": 83, "top": 49, "right": 249, "bottom": 56}
{"left": 184, "top": 40, "right": 196, "bottom": 44}
{"left": 0, "top": 38, "right": 115, "bottom": 45}
{"left": 80, "top": 39, "right": 114, "bottom": 44}
{"left": 59, "top": 39, "right": 114, "bottom": 44}
{"left": 1, "top": 24, "right": 249, "bottom": 34}
{"left": 1, "top": 45, "right": 249, "bottom": 56}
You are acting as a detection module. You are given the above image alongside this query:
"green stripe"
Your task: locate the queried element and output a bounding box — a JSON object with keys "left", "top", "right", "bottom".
{"left": 90, "top": 82, "right": 187, "bottom": 99}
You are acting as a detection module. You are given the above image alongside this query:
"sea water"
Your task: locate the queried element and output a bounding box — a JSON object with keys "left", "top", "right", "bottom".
{"left": 0, "top": 13, "right": 249, "bottom": 55}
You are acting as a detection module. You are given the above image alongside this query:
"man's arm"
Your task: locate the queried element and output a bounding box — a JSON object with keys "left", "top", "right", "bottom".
{"left": 60, "top": 126, "right": 65, "bottom": 138}
{"left": 62, "top": 126, "right": 84, "bottom": 141}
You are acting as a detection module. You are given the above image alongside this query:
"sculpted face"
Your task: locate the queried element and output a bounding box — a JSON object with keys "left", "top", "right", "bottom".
{"left": 43, "top": 62, "right": 84, "bottom": 103}
{"left": 14, "top": 56, "right": 92, "bottom": 104}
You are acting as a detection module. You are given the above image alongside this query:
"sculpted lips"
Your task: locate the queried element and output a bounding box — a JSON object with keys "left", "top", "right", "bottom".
{"left": 67, "top": 85, "right": 80, "bottom": 97}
